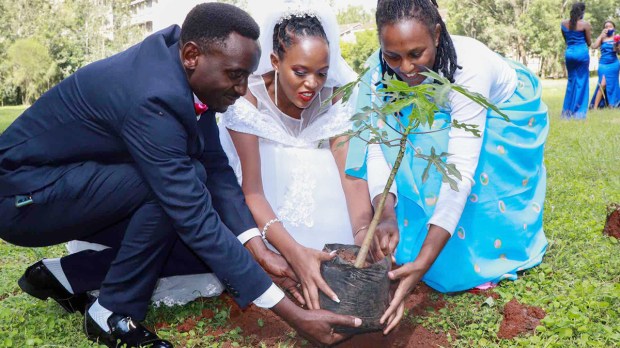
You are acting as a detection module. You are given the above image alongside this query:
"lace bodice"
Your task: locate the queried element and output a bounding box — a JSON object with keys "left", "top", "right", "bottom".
{"left": 219, "top": 75, "right": 353, "bottom": 148}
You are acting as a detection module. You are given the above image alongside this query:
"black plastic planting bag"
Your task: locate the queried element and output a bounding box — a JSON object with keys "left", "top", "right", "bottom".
{"left": 319, "top": 244, "right": 391, "bottom": 334}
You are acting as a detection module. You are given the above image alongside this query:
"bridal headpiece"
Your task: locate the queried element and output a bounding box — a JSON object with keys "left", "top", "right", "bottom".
{"left": 250, "top": 0, "right": 357, "bottom": 88}
{"left": 276, "top": 6, "right": 320, "bottom": 24}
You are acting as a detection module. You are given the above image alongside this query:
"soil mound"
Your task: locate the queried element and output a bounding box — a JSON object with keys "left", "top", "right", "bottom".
{"left": 603, "top": 203, "right": 620, "bottom": 239}
{"left": 167, "top": 283, "right": 452, "bottom": 347}
{"left": 497, "top": 299, "right": 545, "bottom": 339}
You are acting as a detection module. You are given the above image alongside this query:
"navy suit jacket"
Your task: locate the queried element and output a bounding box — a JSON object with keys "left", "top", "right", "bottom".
{"left": 0, "top": 26, "right": 271, "bottom": 307}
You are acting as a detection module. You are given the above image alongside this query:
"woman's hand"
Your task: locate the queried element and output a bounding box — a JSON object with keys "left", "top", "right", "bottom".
{"left": 380, "top": 261, "right": 427, "bottom": 334}
{"left": 355, "top": 193, "right": 399, "bottom": 262}
{"left": 379, "top": 224, "right": 451, "bottom": 334}
{"left": 285, "top": 244, "right": 340, "bottom": 310}
{"left": 354, "top": 217, "right": 399, "bottom": 262}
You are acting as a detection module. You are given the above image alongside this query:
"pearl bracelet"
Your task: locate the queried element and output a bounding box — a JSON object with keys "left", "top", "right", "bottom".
{"left": 261, "top": 218, "right": 281, "bottom": 241}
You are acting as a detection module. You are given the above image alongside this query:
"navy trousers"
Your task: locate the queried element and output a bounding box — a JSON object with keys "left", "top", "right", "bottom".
{"left": 0, "top": 161, "right": 211, "bottom": 320}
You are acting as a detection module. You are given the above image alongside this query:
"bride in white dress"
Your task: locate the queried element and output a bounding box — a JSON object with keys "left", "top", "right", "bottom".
{"left": 218, "top": 0, "right": 399, "bottom": 309}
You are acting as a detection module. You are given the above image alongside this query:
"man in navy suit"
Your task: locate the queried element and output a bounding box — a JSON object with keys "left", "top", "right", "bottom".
{"left": 0, "top": 3, "right": 360, "bottom": 347}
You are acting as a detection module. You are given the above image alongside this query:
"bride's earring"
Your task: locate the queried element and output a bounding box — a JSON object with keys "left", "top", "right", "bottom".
{"left": 274, "top": 70, "right": 279, "bottom": 107}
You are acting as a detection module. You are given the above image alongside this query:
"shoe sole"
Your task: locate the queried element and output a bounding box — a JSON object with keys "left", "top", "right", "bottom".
{"left": 18, "top": 275, "right": 87, "bottom": 314}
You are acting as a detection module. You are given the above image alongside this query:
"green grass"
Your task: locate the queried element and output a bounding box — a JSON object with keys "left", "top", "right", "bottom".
{"left": 0, "top": 105, "right": 25, "bottom": 132}
{"left": 0, "top": 80, "right": 619, "bottom": 347}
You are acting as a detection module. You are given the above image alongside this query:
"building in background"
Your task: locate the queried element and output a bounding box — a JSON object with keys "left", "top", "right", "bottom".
{"left": 130, "top": 0, "right": 207, "bottom": 35}
{"left": 129, "top": 0, "right": 373, "bottom": 38}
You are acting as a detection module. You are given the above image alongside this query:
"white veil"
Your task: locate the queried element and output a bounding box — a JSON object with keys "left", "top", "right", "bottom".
{"left": 250, "top": 0, "right": 357, "bottom": 88}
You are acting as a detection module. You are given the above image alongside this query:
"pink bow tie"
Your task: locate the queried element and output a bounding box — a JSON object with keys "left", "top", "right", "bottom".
{"left": 194, "top": 102, "right": 208, "bottom": 115}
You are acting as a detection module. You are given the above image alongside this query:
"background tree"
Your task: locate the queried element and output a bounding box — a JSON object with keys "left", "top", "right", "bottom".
{"left": 4, "top": 39, "right": 56, "bottom": 105}
{"left": 0, "top": 0, "right": 140, "bottom": 105}
{"left": 445, "top": 0, "right": 619, "bottom": 78}
{"left": 341, "top": 30, "right": 379, "bottom": 74}
{"left": 336, "top": 5, "right": 373, "bottom": 25}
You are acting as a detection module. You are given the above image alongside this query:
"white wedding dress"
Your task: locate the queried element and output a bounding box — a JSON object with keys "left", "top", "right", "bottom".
{"left": 218, "top": 74, "right": 355, "bottom": 251}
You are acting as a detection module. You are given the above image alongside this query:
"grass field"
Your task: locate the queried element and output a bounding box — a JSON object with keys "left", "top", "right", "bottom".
{"left": 0, "top": 106, "right": 25, "bottom": 132}
{"left": 0, "top": 79, "right": 619, "bottom": 347}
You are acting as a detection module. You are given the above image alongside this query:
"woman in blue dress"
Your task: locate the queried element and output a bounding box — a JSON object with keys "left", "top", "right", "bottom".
{"left": 346, "top": 0, "right": 549, "bottom": 333}
{"left": 561, "top": 2, "right": 592, "bottom": 119}
{"left": 590, "top": 21, "right": 620, "bottom": 109}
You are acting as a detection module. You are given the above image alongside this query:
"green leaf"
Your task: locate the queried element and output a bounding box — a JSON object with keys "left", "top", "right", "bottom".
{"left": 558, "top": 327, "right": 574, "bottom": 338}
{"left": 482, "top": 296, "right": 496, "bottom": 307}
{"left": 445, "top": 163, "right": 462, "bottom": 180}
{"left": 422, "top": 161, "right": 431, "bottom": 183}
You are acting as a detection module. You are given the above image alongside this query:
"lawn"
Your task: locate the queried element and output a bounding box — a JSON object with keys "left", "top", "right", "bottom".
{"left": 0, "top": 106, "right": 25, "bottom": 132}
{"left": 0, "top": 80, "right": 619, "bottom": 347}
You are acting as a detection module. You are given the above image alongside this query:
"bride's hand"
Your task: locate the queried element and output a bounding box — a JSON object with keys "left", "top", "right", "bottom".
{"left": 286, "top": 245, "right": 339, "bottom": 310}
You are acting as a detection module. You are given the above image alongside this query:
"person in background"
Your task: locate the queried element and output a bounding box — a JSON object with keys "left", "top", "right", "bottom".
{"left": 590, "top": 20, "right": 620, "bottom": 109}
{"left": 560, "top": 2, "right": 592, "bottom": 119}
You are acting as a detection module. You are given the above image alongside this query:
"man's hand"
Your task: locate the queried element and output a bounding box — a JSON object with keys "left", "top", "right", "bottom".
{"left": 245, "top": 237, "right": 306, "bottom": 305}
{"left": 246, "top": 237, "right": 296, "bottom": 278}
{"left": 271, "top": 274, "right": 305, "bottom": 305}
{"left": 271, "top": 297, "right": 362, "bottom": 346}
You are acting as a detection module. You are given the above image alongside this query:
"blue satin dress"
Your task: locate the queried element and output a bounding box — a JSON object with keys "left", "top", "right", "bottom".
{"left": 346, "top": 52, "right": 548, "bottom": 293}
{"left": 590, "top": 41, "right": 620, "bottom": 108}
{"left": 561, "top": 25, "right": 590, "bottom": 119}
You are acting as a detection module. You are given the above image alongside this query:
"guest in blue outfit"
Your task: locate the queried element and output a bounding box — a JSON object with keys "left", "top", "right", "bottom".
{"left": 590, "top": 21, "right": 620, "bottom": 109}
{"left": 346, "top": 0, "right": 549, "bottom": 333}
{"left": 561, "top": 2, "right": 592, "bottom": 119}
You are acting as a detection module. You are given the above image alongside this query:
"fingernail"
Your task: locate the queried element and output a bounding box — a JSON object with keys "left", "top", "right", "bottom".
{"left": 332, "top": 295, "right": 340, "bottom": 303}
{"left": 330, "top": 250, "right": 337, "bottom": 256}
{"left": 354, "top": 318, "right": 362, "bottom": 327}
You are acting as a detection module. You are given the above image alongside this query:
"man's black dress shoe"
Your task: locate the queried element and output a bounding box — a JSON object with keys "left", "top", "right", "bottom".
{"left": 18, "top": 260, "right": 90, "bottom": 314}
{"left": 84, "top": 308, "right": 173, "bottom": 348}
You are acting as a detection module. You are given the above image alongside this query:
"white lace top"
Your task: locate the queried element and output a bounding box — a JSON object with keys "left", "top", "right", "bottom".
{"left": 217, "top": 74, "right": 357, "bottom": 250}
{"left": 219, "top": 75, "right": 353, "bottom": 148}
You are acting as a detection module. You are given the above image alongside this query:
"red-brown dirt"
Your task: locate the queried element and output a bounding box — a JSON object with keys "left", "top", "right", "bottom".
{"left": 603, "top": 203, "right": 620, "bottom": 239}
{"left": 334, "top": 248, "right": 371, "bottom": 268}
{"left": 497, "top": 298, "right": 545, "bottom": 339}
{"left": 167, "top": 283, "right": 452, "bottom": 347}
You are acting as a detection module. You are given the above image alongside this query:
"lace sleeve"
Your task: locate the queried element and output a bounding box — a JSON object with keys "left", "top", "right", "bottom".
{"left": 219, "top": 98, "right": 299, "bottom": 145}
{"left": 300, "top": 99, "right": 353, "bottom": 143}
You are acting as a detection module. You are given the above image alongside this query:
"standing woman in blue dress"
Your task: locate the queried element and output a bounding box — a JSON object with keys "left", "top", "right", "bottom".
{"left": 561, "top": 2, "right": 592, "bottom": 119}
{"left": 590, "top": 21, "right": 620, "bottom": 109}
{"left": 345, "top": 0, "right": 549, "bottom": 332}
